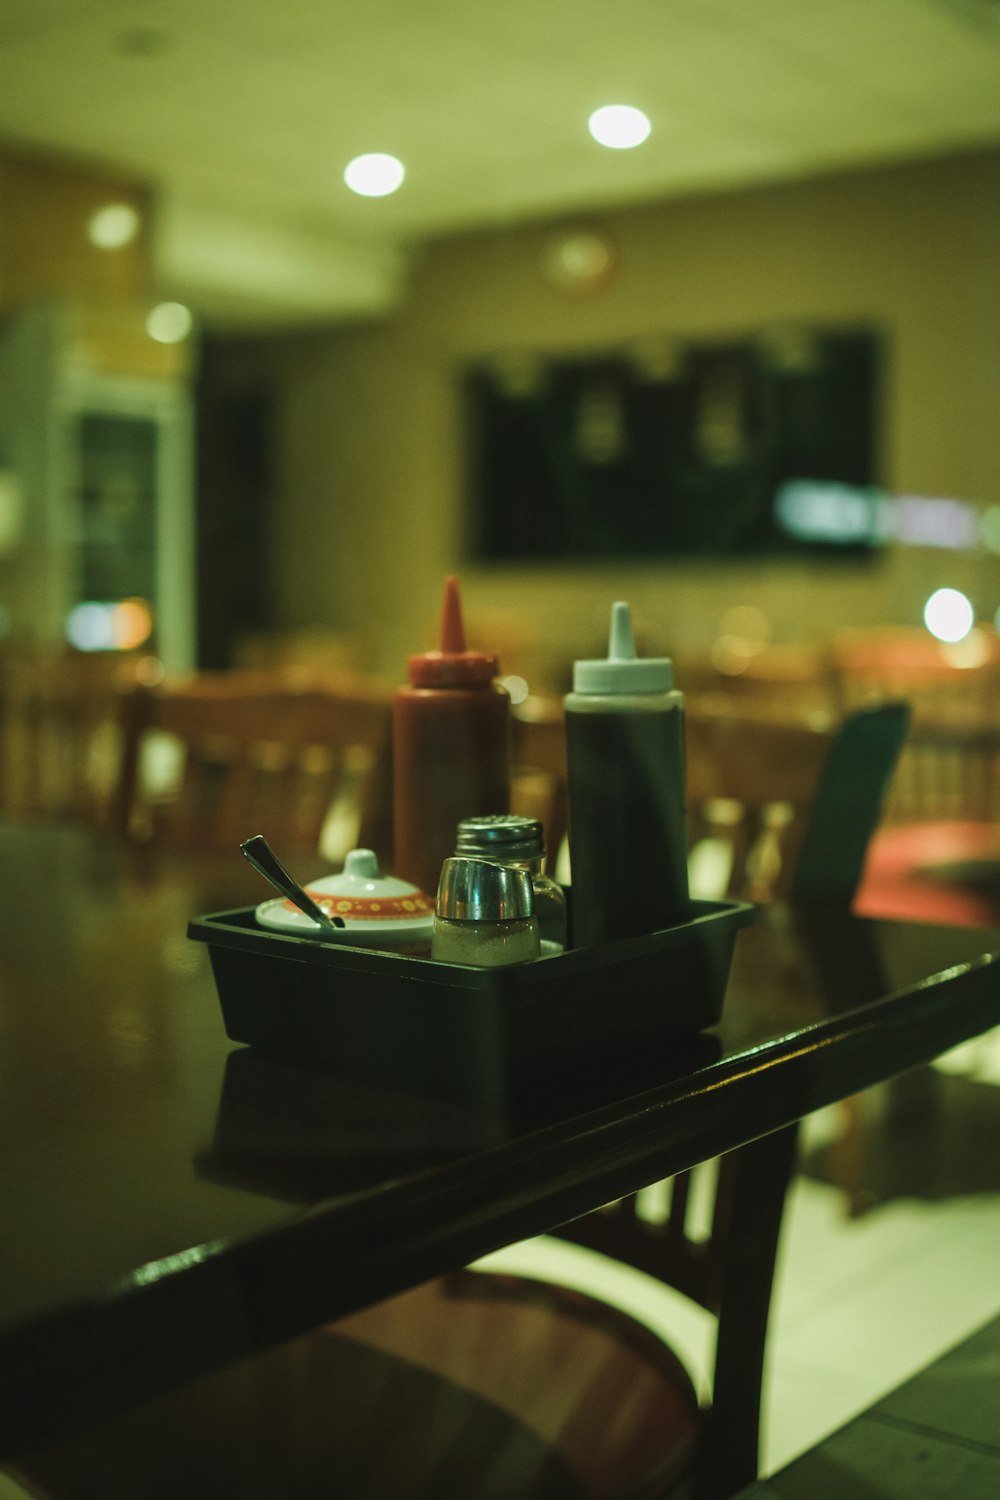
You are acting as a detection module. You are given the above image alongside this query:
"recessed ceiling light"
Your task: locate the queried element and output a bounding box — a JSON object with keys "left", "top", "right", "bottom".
{"left": 588, "top": 104, "right": 651, "bottom": 150}
{"left": 88, "top": 202, "right": 140, "bottom": 249}
{"left": 146, "top": 302, "right": 193, "bottom": 344}
{"left": 344, "top": 153, "right": 406, "bottom": 198}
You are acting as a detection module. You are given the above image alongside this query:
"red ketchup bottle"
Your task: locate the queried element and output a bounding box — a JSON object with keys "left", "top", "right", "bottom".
{"left": 392, "top": 576, "right": 511, "bottom": 901}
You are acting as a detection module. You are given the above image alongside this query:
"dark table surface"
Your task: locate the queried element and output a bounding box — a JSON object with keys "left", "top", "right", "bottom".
{"left": 1, "top": 822, "right": 999, "bottom": 1457}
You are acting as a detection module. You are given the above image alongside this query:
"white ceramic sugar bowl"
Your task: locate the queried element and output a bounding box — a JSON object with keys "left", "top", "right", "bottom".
{"left": 255, "top": 848, "right": 434, "bottom": 952}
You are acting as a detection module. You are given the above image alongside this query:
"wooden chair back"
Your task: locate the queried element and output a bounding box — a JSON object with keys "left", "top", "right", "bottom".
{"left": 878, "top": 719, "right": 1000, "bottom": 827}
{"left": 0, "top": 645, "right": 161, "bottom": 827}
{"left": 828, "top": 625, "right": 1000, "bottom": 716}
{"left": 512, "top": 695, "right": 910, "bottom": 905}
{"left": 552, "top": 1124, "right": 801, "bottom": 1498}
{"left": 686, "top": 697, "right": 911, "bottom": 903}
{"left": 113, "top": 670, "right": 394, "bottom": 864}
{"left": 679, "top": 641, "right": 837, "bottom": 717}
{"left": 826, "top": 626, "right": 1000, "bottom": 832}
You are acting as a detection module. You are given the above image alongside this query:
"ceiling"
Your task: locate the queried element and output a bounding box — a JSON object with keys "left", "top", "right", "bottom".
{"left": 2, "top": 0, "right": 999, "bottom": 327}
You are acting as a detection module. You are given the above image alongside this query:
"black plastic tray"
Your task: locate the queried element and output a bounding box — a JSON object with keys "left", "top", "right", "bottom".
{"left": 188, "top": 899, "right": 754, "bottom": 1106}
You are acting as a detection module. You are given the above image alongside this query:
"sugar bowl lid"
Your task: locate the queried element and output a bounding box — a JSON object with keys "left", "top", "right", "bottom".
{"left": 255, "top": 848, "right": 434, "bottom": 945}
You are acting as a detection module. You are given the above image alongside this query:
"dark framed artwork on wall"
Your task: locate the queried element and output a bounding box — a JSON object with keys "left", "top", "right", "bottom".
{"left": 464, "top": 326, "right": 883, "bottom": 564}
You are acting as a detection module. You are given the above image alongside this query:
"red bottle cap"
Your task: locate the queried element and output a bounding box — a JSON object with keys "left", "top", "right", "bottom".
{"left": 407, "top": 575, "right": 500, "bottom": 688}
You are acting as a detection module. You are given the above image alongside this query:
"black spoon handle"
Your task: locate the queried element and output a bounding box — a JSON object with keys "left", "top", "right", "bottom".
{"left": 240, "top": 834, "right": 344, "bottom": 931}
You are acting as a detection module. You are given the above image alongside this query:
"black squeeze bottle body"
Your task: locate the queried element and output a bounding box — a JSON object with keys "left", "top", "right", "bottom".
{"left": 565, "top": 601, "right": 690, "bottom": 948}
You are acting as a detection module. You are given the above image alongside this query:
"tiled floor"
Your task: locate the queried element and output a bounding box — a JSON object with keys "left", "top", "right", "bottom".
{"left": 476, "top": 1043, "right": 1000, "bottom": 1478}
{"left": 764, "top": 1129, "right": 1000, "bottom": 1471}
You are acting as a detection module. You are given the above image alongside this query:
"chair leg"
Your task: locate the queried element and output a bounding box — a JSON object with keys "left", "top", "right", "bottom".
{"left": 829, "top": 1093, "right": 876, "bottom": 1219}
{"left": 694, "top": 1122, "right": 800, "bottom": 1500}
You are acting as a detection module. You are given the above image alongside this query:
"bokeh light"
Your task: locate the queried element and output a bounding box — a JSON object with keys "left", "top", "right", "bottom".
{"left": 344, "top": 153, "right": 405, "bottom": 197}
{"left": 923, "top": 587, "right": 974, "bottom": 643}
{"left": 112, "top": 597, "right": 154, "bottom": 650}
{"left": 146, "top": 301, "right": 193, "bottom": 343}
{"left": 66, "top": 598, "right": 154, "bottom": 652}
{"left": 498, "top": 674, "right": 530, "bottom": 706}
{"left": 942, "top": 629, "right": 992, "bottom": 668}
{"left": 88, "top": 203, "right": 140, "bottom": 248}
{"left": 588, "top": 105, "right": 651, "bottom": 149}
{"left": 66, "top": 602, "right": 115, "bottom": 651}
{"left": 980, "top": 505, "right": 1000, "bottom": 554}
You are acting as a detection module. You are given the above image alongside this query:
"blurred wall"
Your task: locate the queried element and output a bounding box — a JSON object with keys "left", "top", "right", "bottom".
{"left": 209, "top": 146, "right": 1000, "bottom": 686}
{"left": 0, "top": 147, "right": 194, "bottom": 660}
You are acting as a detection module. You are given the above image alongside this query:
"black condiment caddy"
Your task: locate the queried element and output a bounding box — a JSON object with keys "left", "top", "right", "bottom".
{"left": 188, "top": 897, "right": 754, "bottom": 1108}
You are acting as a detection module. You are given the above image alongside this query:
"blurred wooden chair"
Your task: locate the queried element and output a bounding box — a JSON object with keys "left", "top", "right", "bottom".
{"left": 685, "top": 697, "right": 911, "bottom": 905}
{"left": 513, "top": 693, "right": 911, "bottom": 906}
{"left": 112, "top": 670, "right": 394, "bottom": 867}
{"left": 825, "top": 628, "right": 1000, "bottom": 924}
{"left": 881, "top": 718, "right": 1000, "bottom": 827}
{"left": 232, "top": 627, "right": 378, "bottom": 681}
{"left": 828, "top": 625, "right": 1000, "bottom": 717}
{"left": 0, "top": 644, "right": 161, "bottom": 828}
{"left": 853, "top": 715, "right": 1000, "bottom": 926}
{"left": 680, "top": 641, "right": 837, "bottom": 718}
{"left": 686, "top": 701, "right": 920, "bottom": 1218}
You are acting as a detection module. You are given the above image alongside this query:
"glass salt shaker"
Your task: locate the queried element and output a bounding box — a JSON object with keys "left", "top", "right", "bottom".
{"left": 455, "top": 814, "right": 567, "bottom": 952}
{"left": 432, "top": 857, "right": 540, "bottom": 966}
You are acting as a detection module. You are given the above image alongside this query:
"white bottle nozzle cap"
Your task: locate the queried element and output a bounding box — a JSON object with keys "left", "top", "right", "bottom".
{"left": 572, "top": 601, "right": 674, "bottom": 695}
{"left": 608, "top": 601, "right": 636, "bottom": 661}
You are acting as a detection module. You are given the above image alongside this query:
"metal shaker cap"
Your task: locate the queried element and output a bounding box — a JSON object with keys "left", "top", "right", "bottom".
{"left": 456, "top": 814, "right": 545, "bottom": 863}
{"left": 436, "top": 857, "right": 535, "bottom": 922}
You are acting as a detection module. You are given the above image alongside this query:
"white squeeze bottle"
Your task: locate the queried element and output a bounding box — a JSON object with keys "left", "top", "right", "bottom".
{"left": 565, "top": 601, "right": 691, "bottom": 948}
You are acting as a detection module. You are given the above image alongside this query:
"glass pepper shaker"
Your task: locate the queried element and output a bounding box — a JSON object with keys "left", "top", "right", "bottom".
{"left": 455, "top": 814, "right": 567, "bottom": 952}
